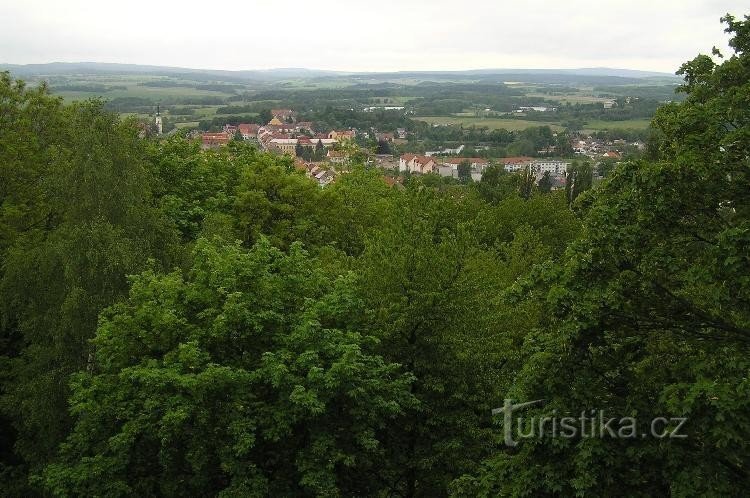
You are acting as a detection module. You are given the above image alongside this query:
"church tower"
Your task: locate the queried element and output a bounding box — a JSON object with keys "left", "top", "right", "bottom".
{"left": 155, "top": 103, "right": 163, "bottom": 135}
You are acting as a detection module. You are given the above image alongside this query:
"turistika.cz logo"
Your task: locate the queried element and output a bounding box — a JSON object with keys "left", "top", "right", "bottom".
{"left": 492, "top": 399, "right": 688, "bottom": 447}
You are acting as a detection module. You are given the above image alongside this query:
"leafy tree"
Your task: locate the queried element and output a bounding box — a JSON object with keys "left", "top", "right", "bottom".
{"left": 233, "top": 153, "right": 338, "bottom": 250}
{"left": 518, "top": 165, "right": 535, "bottom": 200}
{"left": 564, "top": 160, "right": 593, "bottom": 205}
{"left": 258, "top": 109, "right": 272, "bottom": 124}
{"left": 555, "top": 130, "right": 574, "bottom": 156}
{"left": 376, "top": 139, "right": 392, "bottom": 155}
{"left": 457, "top": 160, "right": 472, "bottom": 183}
{"left": 537, "top": 171, "right": 553, "bottom": 193}
{"left": 41, "top": 238, "right": 416, "bottom": 497}
{"left": 596, "top": 157, "right": 619, "bottom": 178}
{"left": 352, "top": 188, "right": 531, "bottom": 496}
{"left": 145, "top": 137, "right": 242, "bottom": 243}
{"left": 0, "top": 85, "right": 179, "bottom": 492}
{"left": 454, "top": 14, "right": 750, "bottom": 497}
{"left": 475, "top": 164, "right": 519, "bottom": 204}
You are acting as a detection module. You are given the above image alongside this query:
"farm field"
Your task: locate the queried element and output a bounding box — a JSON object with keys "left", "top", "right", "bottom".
{"left": 11, "top": 65, "right": 667, "bottom": 135}
{"left": 415, "top": 115, "right": 652, "bottom": 132}
{"left": 525, "top": 92, "right": 611, "bottom": 104}
{"left": 52, "top": 84, "right": 237, "bottom": 102}
{"left": 413, "top": 115, "right": 565, "bottom": 131}
{"left": 581, "top": 118, "right": 652, "bottom": 132}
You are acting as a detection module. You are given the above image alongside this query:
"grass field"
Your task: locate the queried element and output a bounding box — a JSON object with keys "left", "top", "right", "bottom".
{"left": 415, "top": 115, "right": 652, "bottom": 132}
{"left": 581, "top": 119, "right": 652, "bottom": 132}
{"left": 54, "top": 84, "right": 236, "bottom": 102}
{"left": 175, "top": 121, "right": 200, "bottom": 129}
{"left": 525, "top": 92, "right": 611, "bottom": 104}
{"left": 413, "top": 116, "right": 564, "bottom": 131}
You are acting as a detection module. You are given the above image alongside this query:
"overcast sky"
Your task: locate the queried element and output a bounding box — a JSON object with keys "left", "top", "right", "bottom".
{"left": 0, "top": 1, "right": 746, "bottom": 73}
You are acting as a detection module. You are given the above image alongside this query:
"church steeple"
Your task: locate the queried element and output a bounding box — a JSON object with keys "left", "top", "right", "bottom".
{"left": 154, "top": 103, "right": 163, "bottom": 135}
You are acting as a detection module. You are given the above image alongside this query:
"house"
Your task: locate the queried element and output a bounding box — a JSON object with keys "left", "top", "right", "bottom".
{"left": 603, "top": 100, "right": 617, "bottom": 109}
{"left": 257, "top": 130, "right": 337, "bottom": 154}
{"left": 238, "top": 123, "right": 260, "bottom": 140}
{"left": 223, "top": 124, "right": 238, "bottom": 136}
{"left": 399, "top": 154, "right": 437, "bottom": 174}
{"left": 328, "top": 130, "right": 356, "bottom": 140}
{"left": 396, "top": 128, "right": 408, "bottom": 139}
{"left": 295, "top": 159, "right": 336, "bottom": 187}
{"left": 314, "top": 169, "right": 335, "bottom": 186}
{"left": 327, "top": 150, "right": 347, "bottom": 164}
{"left": 201, "top": 132, "right": 232, "bottom": 149}
{"left": 602, "top": 151, "right": 622, "bottom": 159}
{"left": 260, "top": 121, "right": 314, "bottom": 135}
{"left": 375, "top": 154, "right": 397, "bottom": 169}
{"left": 376, "top": 132, "right": 395, "bottom": 142}
{"left": 271, "top": 109, "right": 297, "bottom": 123}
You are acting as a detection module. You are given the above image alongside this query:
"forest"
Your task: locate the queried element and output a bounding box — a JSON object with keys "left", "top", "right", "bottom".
{"left": 0, "top": 15, "right": 748, "bottom": 498}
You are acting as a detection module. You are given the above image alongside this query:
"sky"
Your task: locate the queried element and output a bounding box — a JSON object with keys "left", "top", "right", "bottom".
{"left": 0, "top": 0, "right": 746, "bottom": 73}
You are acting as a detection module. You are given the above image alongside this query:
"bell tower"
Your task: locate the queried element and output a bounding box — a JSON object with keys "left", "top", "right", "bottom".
{"left": 155, "top": 103, "right": 163, "bottom": 135}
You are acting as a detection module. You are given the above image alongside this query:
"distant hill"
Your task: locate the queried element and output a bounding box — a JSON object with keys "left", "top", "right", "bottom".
{"left": 457, "top": 67, "right": 674, "bottom": 78}
{"left": 0, "top": 62, "right": 679, "bottom": 84}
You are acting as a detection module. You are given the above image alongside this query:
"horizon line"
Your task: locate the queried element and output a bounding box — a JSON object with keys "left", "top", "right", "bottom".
{"left": 0, "top": 61, "right": 680, "bottom": 77}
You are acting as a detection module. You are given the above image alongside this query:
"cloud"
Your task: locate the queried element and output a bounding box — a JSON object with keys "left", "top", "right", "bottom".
{"left": 0, "top": 0, "right": 745, "bottom": 72}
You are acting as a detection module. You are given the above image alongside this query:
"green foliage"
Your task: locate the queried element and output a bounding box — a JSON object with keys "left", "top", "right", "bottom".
{"left": 40, "top": 238, "right": 416, "bottom": 497}
{"left": 564, "top": 159, "right": 593, "bottom": 205}
{"left": 0, "top": 73, "right": 180, "bottom": 492}
{"left": 455, "top": 14, "right": 750, "bottom": 497}
{"left": 537, "top": 171, "right": 553, "bottom": 193}
{"left": 352, "top": 190, "right": 512, "bottom": 494}
{"left": 457, "top": 160, "right": 472, "bottom": 183}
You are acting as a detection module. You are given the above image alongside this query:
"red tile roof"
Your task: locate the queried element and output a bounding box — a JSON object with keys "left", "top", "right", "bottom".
{"left": 499, "top": 156, "right": 534, "bottom": 164}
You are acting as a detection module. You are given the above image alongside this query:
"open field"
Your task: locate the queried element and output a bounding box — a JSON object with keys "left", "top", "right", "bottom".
{"left": 413, "top": 116, "right": 565, "bottom": 131}
{"left": 6, "top": 65, "right": 666, "bottom": 135}
{"left": 174, "top": 121, "right": 200, "bottom": 129}
{"left": 53, "top": 84, "right": 237, "bottom": 102}
{"left": 525, "top": 92, "right": 611, "bottom": 104}
{"left": 415, "top": 115, "right": 652, "bottom": 132}
{"left": 581, "top": 118, "right": 652, "bottom": 131}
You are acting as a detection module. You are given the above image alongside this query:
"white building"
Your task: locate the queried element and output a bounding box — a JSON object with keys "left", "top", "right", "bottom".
{"left": 532, "top": 160, "right": 570, "bottom": 175}
{"left": 399, "top": 154, "right": 437, "bottom": 174}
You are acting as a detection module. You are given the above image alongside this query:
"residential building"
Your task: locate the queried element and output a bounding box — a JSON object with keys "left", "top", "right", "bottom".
{"left": 238, "top": 123, "right": 260, "bottom": 140}
{"left": 200, "top": 132, "right": 232, "bottom": 149}
{"left": 271, "top": 109, "right": 297, "bottom": 123}
{"left": 326, "top": 150, "right": 347, "bottom": 164}
{"left": 328, "top": 130, "right": 356, "bottom": 140}
{"left": 532, "top": 160, "right": 570, "bottom": 175}
{"left": 500, "top": 156, "right": 535, "bottom": 172}
{"left": 399, "top": 154, "right": 437, "bottom": 174}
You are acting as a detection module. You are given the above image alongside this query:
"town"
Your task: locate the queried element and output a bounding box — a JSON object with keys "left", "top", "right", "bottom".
{"left": 182, "top": 107, "right": 638, "bottom": 188}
